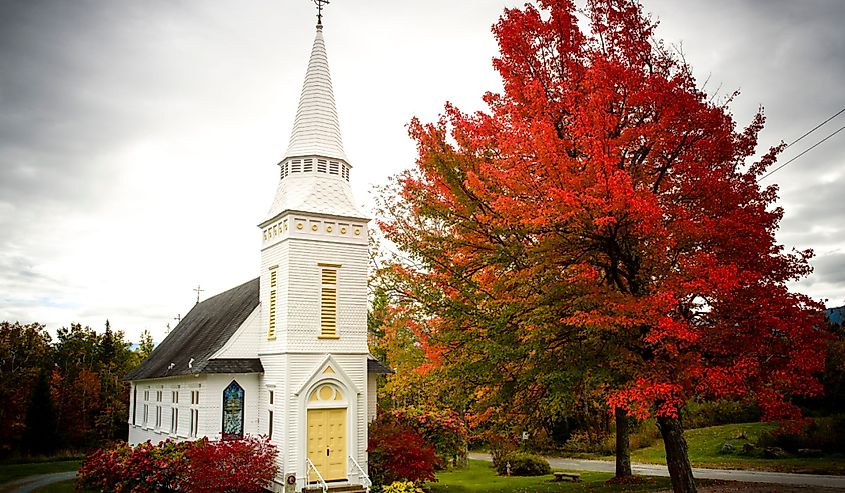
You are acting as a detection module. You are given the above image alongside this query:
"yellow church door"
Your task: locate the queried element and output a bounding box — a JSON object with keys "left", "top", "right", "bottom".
{"left": 307, "top": 408, "right": 347, "bottom": 482}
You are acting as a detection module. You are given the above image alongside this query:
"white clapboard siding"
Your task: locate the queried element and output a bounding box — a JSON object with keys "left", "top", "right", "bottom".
{"left": 213, "top": 306, "right": 261, "bottom": 359}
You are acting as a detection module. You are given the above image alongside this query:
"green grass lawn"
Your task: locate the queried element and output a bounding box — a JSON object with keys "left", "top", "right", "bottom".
{"left": 0, "top": 460, "right": 81, "bottom": 485}
{"left": 429, "top": 460, "right": 674, "bottom": 493}
{"left": 629, "top": 422, "right": 845, "bottom": 474}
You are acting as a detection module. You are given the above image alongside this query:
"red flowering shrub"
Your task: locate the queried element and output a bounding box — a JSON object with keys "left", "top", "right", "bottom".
{"left": 368, "top": 414, "right": 438, "bottom": 487}
{"left": 76, "top": 442, "right": 131, "bottom": 492}
{"left": 77, "top": 436, "right": 277, "bottom": 493}
{"left": 387, "top": 407, "right": 467, "bottom": 468}
{"left": 78, "top": 439, "right": 190, "bottom": 492}
{"left": 186, "top": 436, "right": 278, "bottom": 493}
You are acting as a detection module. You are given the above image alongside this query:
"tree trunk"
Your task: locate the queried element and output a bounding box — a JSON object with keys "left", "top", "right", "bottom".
{"left": 615, "top": 407, "right": 632, "bottom": 477}
{"left": 657, "top": 415, "right": 697, "bottom": 493}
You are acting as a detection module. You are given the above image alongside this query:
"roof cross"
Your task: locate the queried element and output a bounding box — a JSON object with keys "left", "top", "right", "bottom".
{"left": 193, "top": 285, "right": 204, "bottom": 304}
{"left": 314, "top": 0, "right": 330, "bottom": 26}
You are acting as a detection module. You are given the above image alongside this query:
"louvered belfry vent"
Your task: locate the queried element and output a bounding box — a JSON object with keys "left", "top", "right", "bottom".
{"left": 320, "top": 267, "right": 338, "bottom": 337}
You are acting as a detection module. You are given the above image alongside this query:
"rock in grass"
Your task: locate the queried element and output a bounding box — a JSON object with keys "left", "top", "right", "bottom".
{"left": 764, "top": 446, "right": 788, "bottom": 459}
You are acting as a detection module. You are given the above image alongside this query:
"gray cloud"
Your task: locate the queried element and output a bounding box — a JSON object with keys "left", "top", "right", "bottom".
{"left": 0, "top": 2, "right": 146, "bottom": 208}
{"left": 0, "top": 0, "right": 265, "bottom": 208}
{"left": 777, "top": 164, "right": 845, "bottom": 248}
{"left": 811, "top": 252, "right": 845, "bottom": 284}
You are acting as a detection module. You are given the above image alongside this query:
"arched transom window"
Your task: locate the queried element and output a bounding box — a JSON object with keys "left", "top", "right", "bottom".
{"left": 309, "top": 383, "right": 344, "bottom": 403}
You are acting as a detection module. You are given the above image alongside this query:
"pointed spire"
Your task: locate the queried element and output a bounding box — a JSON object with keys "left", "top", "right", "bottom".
{"left": 284, "top": 25, "right": 346, "bottom": 162}
{"left": 263, "top": 21, "right": 364, "bottom": 224}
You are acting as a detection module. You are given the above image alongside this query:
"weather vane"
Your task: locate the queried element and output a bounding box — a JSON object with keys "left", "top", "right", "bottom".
{"left": 314, "top": 0, "right": 330, "bottom": 26}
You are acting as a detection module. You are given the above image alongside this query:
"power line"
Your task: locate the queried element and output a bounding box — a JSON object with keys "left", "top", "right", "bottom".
{"left": 758, "top": 106, "right": 845, "bottom": 181}
{"left": 784, "top": 107, "right": 845, "bottom": 150}
{"left": 760, "top": 123, "right": 845, "bottom": 181}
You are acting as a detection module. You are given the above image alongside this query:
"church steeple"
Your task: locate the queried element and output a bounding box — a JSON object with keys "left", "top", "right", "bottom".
{"left": 256, "top": 7, "right": 371, "bottom": 486}
{"left": 263, "top": 19, "right": 363, "bottom": 224}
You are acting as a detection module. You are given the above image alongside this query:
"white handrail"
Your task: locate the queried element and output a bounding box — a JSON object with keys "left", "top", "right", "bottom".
{"left": 305, "top": 457, "right": 328, "bottom": 493}
{"left": 348, "top": 455, "right": 372, "bottom": 492}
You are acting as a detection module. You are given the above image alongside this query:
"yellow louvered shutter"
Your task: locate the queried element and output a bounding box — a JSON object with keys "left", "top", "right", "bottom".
{"left": 268, "top": 268, "right": 277, "bottom": 339}
{"left": 320, "top": 266, "right": 338, "bottom": 337}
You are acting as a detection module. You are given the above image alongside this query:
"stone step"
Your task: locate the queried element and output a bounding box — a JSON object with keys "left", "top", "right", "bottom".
{"left": 302, "top": 484, "right": 367, "bottom": 493}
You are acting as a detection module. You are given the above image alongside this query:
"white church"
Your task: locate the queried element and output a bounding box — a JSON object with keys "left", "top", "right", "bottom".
{"left": 125, "top": 7, "right": 390, "bottom": 492}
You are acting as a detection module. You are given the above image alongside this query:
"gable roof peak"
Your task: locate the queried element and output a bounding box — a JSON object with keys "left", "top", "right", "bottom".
{"left": 124, "top": 278, "right": 260, "bottom": 381}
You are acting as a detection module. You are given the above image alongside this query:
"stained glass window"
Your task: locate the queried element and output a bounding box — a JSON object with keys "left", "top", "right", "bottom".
{"left": 222, "top": 380, "right": 244, "bottom": 439}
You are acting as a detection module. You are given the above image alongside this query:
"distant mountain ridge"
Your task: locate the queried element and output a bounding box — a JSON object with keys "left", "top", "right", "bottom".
{"left": 826, "top": 306, "right": 845, "bottom": 326}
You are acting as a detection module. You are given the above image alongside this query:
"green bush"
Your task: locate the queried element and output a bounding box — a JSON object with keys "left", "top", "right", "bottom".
{"left": 757, "top": 430, "right": 800, "bottom": 453}
{"left": 561, "top": 430, "right": 612, "bottom": 455}
{"left": 630, "top": 421, "right": 660, "bottom": 450}
{"left": 683, "top": 400, "right": 761, "bottom": 429}
{"left": 586, "top": 419, "right": 660, "bottom": 456}
{"left": 488, "top": 435, "right": 518, "bottom": 470}
{"left": 757, "top": 416, "right": 845, "bottom": 454}
{"left": 495, "top": 452, "right": 551, "bottom": 476}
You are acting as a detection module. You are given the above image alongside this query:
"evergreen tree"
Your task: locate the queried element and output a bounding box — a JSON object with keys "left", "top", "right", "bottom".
{"left": 0, "top": 322, "right": 52, "bottom": 457}
{"left": 100, "top": 319, "right": 116, "bottom": 362}
{"left": 137, "top": 330, "right": 155, "bottom": 360}
{"left": 23, "top": 370, "right": 58, "bottom": 456}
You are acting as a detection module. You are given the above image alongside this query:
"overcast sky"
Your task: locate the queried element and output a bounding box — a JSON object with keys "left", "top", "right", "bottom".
{"left": 2, "top": 0, "right": 844, "bottom": 343}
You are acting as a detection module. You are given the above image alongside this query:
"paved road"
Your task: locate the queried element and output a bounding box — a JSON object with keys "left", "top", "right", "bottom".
{"left": 2, "top": 471, "right": 77, "bottom": 493}
{"left": 469, "top": 452, "right": 845, "bottom": 489}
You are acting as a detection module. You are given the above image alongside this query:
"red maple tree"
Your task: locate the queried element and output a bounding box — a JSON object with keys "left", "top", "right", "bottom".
{"left": 377, "top": 1, "right": 829, "bottom": 492}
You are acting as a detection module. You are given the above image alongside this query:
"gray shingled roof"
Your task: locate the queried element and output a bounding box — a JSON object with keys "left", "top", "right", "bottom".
{"left": 367, "top": 355, "right": 393, "bottom": 374}
{"left": 204, "top": 358, "right": 264, "bottom": 374}
{"left": 125, "top": 278, "right": 261, "bottom": 381}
